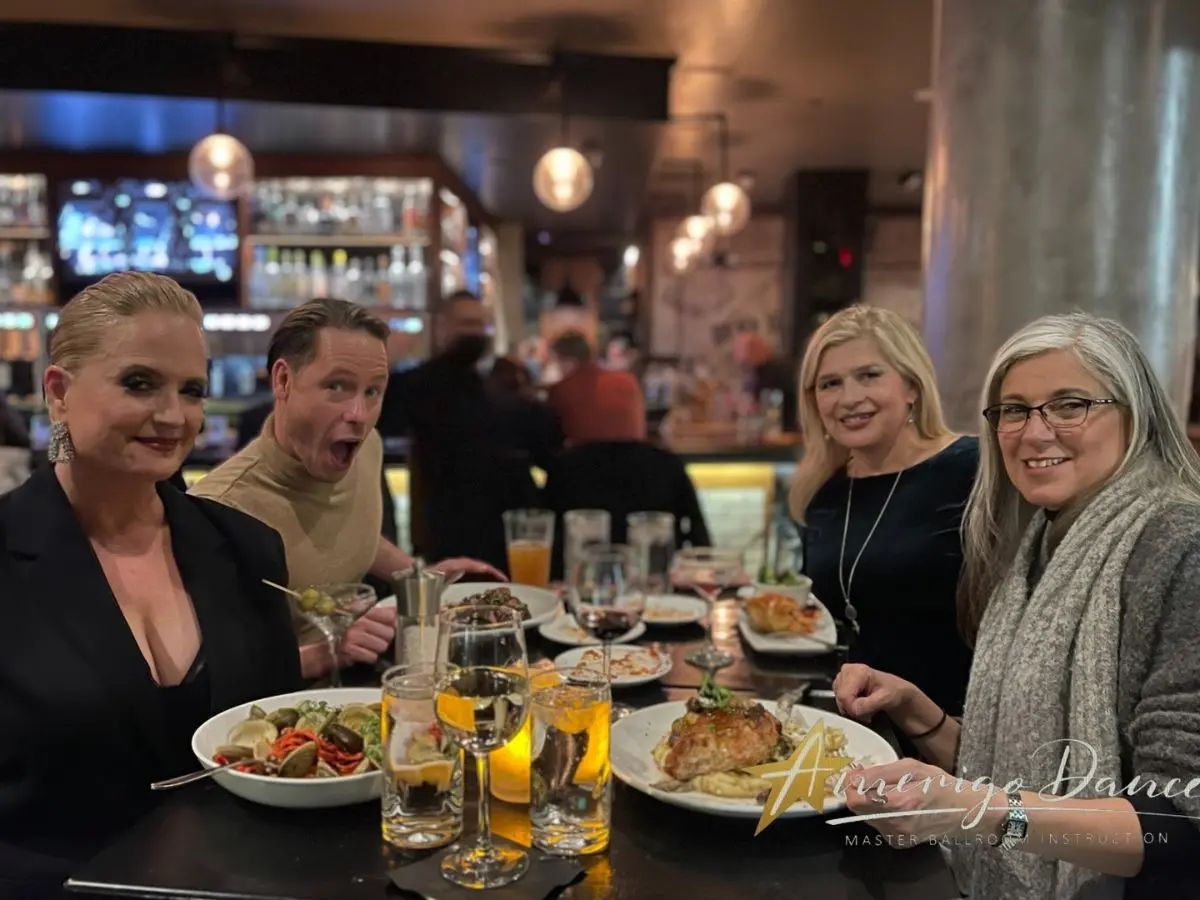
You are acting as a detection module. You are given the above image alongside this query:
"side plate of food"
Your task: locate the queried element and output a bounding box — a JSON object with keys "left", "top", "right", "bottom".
{"left": 191, "top": 688, "right": 383, "bottom": 809}
{"left": 641, "top": 594, "right": 708, "bottom": 627}
{"left": 610, "top": 684, "right": 896, "bottom": 818}
{"left": 737, "top": 591, "right": 839, "bottom": 656}
{"left": 553, "top": 643, "right": 673, "bottom": 687}
{"left": 378, "top": 582, "right": 561, "bottom": 631}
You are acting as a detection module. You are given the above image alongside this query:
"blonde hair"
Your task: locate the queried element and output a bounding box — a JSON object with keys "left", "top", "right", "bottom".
{"left": 959, "top": 311, "right": 1200, "bottom": 644}
{"left": 789, "top": 306, "right": 953, "bottom": 522}
{"left": 51, "top": 271, "right": 203, "bottom": 372}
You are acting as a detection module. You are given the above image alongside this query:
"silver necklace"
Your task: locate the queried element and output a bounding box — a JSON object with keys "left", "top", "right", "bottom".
{"left": 838, "top": 468, "right": 903, "bottom": 634}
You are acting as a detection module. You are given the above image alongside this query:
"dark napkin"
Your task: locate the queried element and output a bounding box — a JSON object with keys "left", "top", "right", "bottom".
{"left": 388, "top": 845, "right": 586, "bottom": 900}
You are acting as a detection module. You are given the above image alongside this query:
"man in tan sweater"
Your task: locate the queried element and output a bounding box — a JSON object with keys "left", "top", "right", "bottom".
{"left": 191, "top": 299, "right": 501, "bottom": 679}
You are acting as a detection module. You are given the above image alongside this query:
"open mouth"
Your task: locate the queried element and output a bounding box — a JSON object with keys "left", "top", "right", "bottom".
{"left": 1024, "top": 457, "right": 1068, "bottom": 469}
{"left": 135, "top": 437, "right": 181, "bottom": 454}
{"left": 330, "top": 439, "right": 362, "bottom": 467}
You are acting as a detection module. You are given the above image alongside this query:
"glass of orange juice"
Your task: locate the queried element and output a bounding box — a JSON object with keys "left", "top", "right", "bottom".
{"left": 503, "top": 509, "right": 555, "bottom": 586}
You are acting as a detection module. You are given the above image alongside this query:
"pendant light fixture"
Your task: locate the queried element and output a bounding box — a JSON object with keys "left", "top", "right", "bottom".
{"left": 701, "top": 114, "right": 750, "bottom": 236}
{"left": 532, "top": 66, "right": 594, "bottom": 213}
{"left": 533, "top": 146, "right": 594, "bottom": 212}
{"left": 189, "top": 35, "right": 254, "bottom": 201}
{"left": 189, "top": 120, "right": 254, "bottom": 200}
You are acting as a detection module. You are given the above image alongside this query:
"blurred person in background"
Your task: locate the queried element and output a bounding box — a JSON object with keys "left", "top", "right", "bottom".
{"left": 190, "top": 299, "right": 500, "bottom": 682}
{"left": 547, "top": 330, "right": 646, "bottom": 447}
{"left": 0, "top": 273, "right": 301, "bottom": 898}
{"left": 488, "top": 356, "right": 538, "bottom": 402}
{"left": 541, "top": 330, "right": 710, "bottom": 575}
{"left": 733, "top": 329, "right": 798, "bottom": 432}
{"left": 377, "top": 290, "right": 562, "bottom": 574}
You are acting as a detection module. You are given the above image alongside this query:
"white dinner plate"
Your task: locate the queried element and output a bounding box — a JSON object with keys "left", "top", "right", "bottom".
{"left": 610, "top": 700, "right": 897, "bottom": 819}
{"left": 538, "top": 614, "right": 647, "bottom": 646}
{"left": 192, "top": 688, "right": 382, "bottom": 809}
{"left": 553, "top": 643, "right": 673, "bottom": 687}
{"left": 641, "top": 594, "right": 707, "bottom": 627}
{"left": 737, "top": 595, "right": 839, "bottom": 656}
{"left": 377, "top": 582, "right": 561, "bottom": 631}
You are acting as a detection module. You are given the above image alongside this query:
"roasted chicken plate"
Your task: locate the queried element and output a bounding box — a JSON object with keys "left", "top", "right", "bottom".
{"left": 661, "top": 694, "right": 782, "bottom": 780}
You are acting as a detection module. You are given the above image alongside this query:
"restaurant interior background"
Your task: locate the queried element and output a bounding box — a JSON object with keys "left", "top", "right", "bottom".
{"left": 0, "top": 0, "right": 976, "bottom": 574}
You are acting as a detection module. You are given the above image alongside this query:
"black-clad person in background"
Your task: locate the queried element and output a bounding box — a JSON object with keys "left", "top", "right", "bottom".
{"left": 377, "top": 291, "right": 562, "bottom": 574}
{"left": 790, "top": 305, "right": 976, "bottom": 720}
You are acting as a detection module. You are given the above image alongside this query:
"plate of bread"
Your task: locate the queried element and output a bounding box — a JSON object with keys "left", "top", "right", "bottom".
{"left": 737, "top": 587, "right": 839, "bottom": 656}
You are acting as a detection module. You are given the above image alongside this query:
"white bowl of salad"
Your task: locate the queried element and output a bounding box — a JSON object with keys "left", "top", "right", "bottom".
{"left": 191, "top": 688, "right": 383, "bottom": 808}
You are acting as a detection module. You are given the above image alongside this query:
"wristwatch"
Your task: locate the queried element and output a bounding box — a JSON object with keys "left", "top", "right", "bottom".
{"left": 997, "top": 789, "right": 1028, "bottom": 850}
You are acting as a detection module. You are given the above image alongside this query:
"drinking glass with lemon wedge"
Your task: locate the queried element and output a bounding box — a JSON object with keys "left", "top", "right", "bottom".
{"left": 381, "top": 663, "right": 463, "bottom": 850}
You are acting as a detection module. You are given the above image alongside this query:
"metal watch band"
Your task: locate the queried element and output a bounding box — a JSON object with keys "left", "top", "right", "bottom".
{"left": 999, "top": 789, "right": 1029, "bottom": 850}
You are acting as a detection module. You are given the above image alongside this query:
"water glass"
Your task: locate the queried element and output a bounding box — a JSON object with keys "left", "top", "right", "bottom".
{"left": 564, "top": 509, "right": 611, "bottom": 585}
{"left": 626, "top": 511, "right": 675, "bottom": 594}
{"left": 530, "top": 666, "right": 612, "bottom": 855}
{"left": 503, "top": 509, "right": 555, "bottom": 586}
{"left": 381, "top": 663, "right": 464, "bottom": 850}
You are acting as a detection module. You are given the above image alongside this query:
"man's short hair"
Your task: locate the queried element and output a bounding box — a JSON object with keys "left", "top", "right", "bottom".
{"left": 550, "top": 330, "right": 593, "bottom": 365}
{"left": 267, "top": 298, "right": 390, "bottom": 372}
{"left": 437, "top": 289, "right": 481, "bottom": 315}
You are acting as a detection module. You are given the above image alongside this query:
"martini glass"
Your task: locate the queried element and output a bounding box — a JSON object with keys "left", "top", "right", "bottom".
{"left": 671, "top": 547, "right": 746, "bottom": 675}
{"left": 290, "top": 582, "right": 379, "bottom": 688}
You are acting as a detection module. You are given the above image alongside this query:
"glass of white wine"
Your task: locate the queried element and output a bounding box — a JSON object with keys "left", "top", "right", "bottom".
{"left": 433, "top": 604, "right": 530, "bottom": 889}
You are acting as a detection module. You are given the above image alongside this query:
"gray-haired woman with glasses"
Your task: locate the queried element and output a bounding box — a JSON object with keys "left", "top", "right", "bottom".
{"left": 834, "top": 312, "right": 1200, "bottom": 899}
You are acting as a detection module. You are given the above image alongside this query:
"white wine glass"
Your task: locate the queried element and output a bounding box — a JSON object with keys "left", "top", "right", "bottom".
{"left": 433, "top": 605, "right": 530, "bottom": 890}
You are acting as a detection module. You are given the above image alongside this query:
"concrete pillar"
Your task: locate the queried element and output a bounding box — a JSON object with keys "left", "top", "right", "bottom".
{"left": 923, "top": 0, "right": 1200, "bottom": 432}
{"left": 495, "top": 222, "right": 525, "bottom": 355}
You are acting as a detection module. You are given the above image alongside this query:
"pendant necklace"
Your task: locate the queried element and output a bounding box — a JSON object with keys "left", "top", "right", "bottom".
{"left": 838, "top": 467, "right": 903, "bottom": 634}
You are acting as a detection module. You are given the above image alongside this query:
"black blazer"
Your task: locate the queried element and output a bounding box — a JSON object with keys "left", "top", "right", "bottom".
{"left": 0, "top": 466, "right": 303, "bottom": 899}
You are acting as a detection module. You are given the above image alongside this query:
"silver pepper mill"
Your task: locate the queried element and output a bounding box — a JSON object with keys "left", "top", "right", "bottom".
{"left": 391, "top": 557, "right": 446, "bottom": 667}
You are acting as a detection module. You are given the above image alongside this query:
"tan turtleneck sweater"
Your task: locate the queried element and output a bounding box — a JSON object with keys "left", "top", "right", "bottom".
{"left": 188, "top": 413, "right": 383, "bottom": 599}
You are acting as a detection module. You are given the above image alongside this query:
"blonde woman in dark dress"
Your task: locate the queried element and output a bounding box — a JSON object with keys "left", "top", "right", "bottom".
{"left": 790, "top": 306, "right": 977, "bottom": 717}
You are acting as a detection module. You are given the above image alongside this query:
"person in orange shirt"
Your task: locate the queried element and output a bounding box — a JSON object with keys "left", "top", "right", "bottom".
{"left": 546, "top": 331, "right": 646, "bottom": 446}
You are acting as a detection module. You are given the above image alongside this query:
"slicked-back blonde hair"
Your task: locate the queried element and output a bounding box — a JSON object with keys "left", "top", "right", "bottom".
{"left": 51, "top": 271, "right": 203, "bottom": 373}
{"left": 789, "top": 305, "right": 953, "bottom": 522}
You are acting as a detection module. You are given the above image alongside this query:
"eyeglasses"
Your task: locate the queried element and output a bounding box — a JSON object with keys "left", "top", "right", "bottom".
{"left": 982, "top": 397, "right": 1119, "bottom": 433}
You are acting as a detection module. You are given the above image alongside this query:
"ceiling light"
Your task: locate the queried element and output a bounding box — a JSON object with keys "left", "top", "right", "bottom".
{"left": 701, "top": 181, "right": 751, "bottom": 236}
{"left": 532, "top": 147, "right": 594, "bottom": 212}
{"left": 677, "top": 215, "right": 715, "bottom": 252}
{"left": 670, "top": 235, "right": 699, "bottom": 272}
{"left": 623, "top": 245, "right": 640, "bottom": 268}
{"left": 188, "top": 132, "right": 254, "bottom": 201}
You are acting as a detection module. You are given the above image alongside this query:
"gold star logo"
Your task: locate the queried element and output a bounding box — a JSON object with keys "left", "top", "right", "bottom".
{"left": 744, "top": 719, "right": 854, "bottom": 835}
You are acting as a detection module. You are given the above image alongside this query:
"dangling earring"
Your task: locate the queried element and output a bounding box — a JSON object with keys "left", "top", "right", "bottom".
{"left": 48, "top": 421, "right": 76, "bottom": 464}
{"left": 907, "top": 402, "right": 915, "bottom": 425}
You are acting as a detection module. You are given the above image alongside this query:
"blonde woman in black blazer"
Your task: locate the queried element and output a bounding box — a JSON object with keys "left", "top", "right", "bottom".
{"left": 0, "top": 273, "right": 302, "bottom": 899}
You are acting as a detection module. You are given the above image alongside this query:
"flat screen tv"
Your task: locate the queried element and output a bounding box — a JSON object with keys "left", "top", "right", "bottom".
{"left": 57, "top": 178, "right": 239, "bottom": 283}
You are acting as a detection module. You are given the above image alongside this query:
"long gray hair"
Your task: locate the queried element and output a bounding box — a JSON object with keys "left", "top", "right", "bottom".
{"left": 959, "top": 311, "right": 1200, "bottom": 643}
